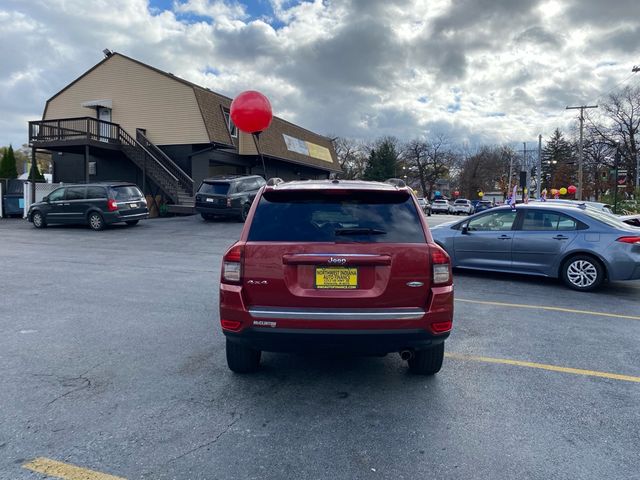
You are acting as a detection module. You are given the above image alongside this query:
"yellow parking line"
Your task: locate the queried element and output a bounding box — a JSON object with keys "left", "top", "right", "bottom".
{"left": 456, "top": 298, "right": 640, "bottom": 321}
{"left": 23, "top": 458, "right": 126, "bottom": 480}
{"left": 445, "top": 353, "right": 640, "bottom": 383}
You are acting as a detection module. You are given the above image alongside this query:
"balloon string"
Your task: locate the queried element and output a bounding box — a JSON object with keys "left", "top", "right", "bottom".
{"left": 253, "top": 132, "right": 268, "bottom": 179}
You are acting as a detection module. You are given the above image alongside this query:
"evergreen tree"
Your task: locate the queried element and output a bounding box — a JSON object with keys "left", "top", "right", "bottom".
{"left": 0, "top": 145, "right": 19, "bottom": 179}
{"left": 541, "top": 129, "right": 574, "bottom": 190}
{"left": 363, "top": 138, "right": 398, "bottom": 181}
{"left": 29, "top": 158, "right": 45, "bottom": 181}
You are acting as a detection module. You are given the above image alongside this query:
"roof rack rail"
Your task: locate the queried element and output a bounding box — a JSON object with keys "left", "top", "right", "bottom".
{"left": 385, "top": 178, "right": 406, "bottom": 188}
{"left": 267, "top": 177, "right": 284, "bottom": 186}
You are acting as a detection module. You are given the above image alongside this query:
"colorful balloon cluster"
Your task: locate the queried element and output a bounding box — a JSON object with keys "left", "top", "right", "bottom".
{"left": 549, "top": 185, "right": 576, "bottom": 197}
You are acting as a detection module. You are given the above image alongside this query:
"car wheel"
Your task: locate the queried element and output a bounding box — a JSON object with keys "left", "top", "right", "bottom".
{"left": 201, "top": 213, "right": 213, "bottom": 221}
{"left": 561, "top": 255, "right": 605, "bottom": 291}
{"left": 125, "top": 220, "right": 139, "bottom": 226}
{"left": 88, "top": 212, "right": 105, "bottom": 231}
{"left": 226, "top": 339, "right": 261, "bottom": 373}
{"left": 408, "top": 342, "right": 444, "bottom": 375}
{"left": 32, "top": 211, "right": 46, "bottom": 228}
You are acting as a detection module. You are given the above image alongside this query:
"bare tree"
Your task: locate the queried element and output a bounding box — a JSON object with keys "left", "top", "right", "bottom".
{"left": 331, "top": 137, "right": 368, "bottom": 180}
{"left": 587, "top": 85, "right": 640, "bottom": 193}
{"left": 404, "top": 134, "right": 456, "bottom": 198}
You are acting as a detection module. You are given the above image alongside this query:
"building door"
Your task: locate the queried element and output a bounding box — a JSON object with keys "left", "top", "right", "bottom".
{"left": 97, "top": 107, "right": 112, "bottom": 141}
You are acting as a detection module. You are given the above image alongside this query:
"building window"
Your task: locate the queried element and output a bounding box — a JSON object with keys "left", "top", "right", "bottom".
{"left": 223, "top": 111, "right": 238, "bottom": 138}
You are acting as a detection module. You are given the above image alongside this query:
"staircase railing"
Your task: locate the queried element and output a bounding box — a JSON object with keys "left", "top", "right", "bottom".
{"left": 118, "top": 129, "right": 181, "bottom": 202}
{"left": 136, "top": 130, "right": 193, "bottom": 196}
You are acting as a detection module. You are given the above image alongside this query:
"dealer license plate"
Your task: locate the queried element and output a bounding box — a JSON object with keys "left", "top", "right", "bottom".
{"left": 315, "top": 267, "right": 358, "bottom": 289}
{"left": 206, "top": 198, "right": 214, "bottom": 203}
{"left": 129, "top": 203, "right": 138, "bottom": 208}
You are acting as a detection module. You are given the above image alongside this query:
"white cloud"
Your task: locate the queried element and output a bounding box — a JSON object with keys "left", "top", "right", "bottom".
{"left": 1, "top": 0, "right": 639, "bottom": 149}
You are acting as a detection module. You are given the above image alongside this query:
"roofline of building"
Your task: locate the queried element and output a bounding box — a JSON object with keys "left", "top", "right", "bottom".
{"left": 43, "top": 51, "right": 335, "bottom": 144}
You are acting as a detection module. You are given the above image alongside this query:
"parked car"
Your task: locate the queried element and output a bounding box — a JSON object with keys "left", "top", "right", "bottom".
{"left": 27, "top": 182, "right": 148, "bottom": 231}
{"left": 431, "top": 199, "right": 452, "bottom": 214}
{"left": 452, "top": 199, "right": 474, "bottom": 215}
{"left": 195, "top": 175, "right": 266, "bottom": 221}
{"left": 219, "top": 178, "right": 454, "bottom": 374}
{"left": 530, "top": 199, "right": 614, "bottom": 214}
{"left": 474, "top": 200, "right": 494, "bottom": 214}
{"left": 417, "top": 197, "right": 431, "bottom": 216}
{"left": 620, "top": 213, "right": 640, "bottom": 228}
{"left": 430, "top": 203, "right": 640, "bottom": 291}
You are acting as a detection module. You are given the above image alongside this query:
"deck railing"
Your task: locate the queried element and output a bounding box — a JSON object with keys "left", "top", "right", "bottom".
{"left": 29, "top": 117, "right": 120, "bottom": 144}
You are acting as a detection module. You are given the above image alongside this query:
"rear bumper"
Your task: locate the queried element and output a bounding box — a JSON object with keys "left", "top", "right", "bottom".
{"left": 195, "top": 204, "right": 241, "bottom": 217}
{"left": 225, "top": 328, "right": 448, "bottom": 354}
{"left": 219, "top": 283, "right": 454, "bottom": 354}
{"left": 104, "top": 210, "right": 148, "bottom": 224}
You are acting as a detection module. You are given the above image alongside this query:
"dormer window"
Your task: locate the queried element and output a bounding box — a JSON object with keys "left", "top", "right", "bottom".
{"left": 223, "top": 110, "right": 238, "bottom": 138}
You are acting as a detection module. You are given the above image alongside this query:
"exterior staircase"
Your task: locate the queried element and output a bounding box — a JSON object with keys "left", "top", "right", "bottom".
{"left": 28, "top": 117, "right": 196, "bottom": 213}
{"left": 119, "top": 129, "right": 195, "bottom": 212}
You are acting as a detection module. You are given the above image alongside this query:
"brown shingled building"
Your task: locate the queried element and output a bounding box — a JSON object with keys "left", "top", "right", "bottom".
{"left": 28, "top": 50, "right": 340, "bottom": 212}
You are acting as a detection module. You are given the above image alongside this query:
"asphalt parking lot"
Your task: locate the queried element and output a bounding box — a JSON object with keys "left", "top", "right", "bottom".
{"left": 1, "top": 214, "right": 639, "bottom": 480}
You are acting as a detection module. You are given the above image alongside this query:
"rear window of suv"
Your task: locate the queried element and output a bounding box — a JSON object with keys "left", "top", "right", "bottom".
{"left": 199, "top": 182, "right": 230, "bottom": 195}
{"left": 248, "top": 190, "right": 426, "bottom": 243}
{"left": 112, "top": 186, "right": 143, "bottom": 201}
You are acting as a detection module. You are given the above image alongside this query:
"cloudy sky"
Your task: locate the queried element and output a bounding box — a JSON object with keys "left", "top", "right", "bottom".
{"left": 1, "top": 0, "right": 639, "bottom": 150}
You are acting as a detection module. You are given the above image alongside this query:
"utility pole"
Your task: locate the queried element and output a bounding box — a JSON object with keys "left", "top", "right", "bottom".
{"left": 537, "top": 134, "right": 542, "bottom": 199}
{"left": 566, "top": 105, "right": 598, "bottom": 200}
{"left": 522, "top": 142, "right": 527, "bottom": 202}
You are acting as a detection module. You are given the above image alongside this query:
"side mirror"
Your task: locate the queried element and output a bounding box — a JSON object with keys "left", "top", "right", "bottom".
{"left": 461, "top": 224, "right": 469, "bottom": 234}
{"left": 43, "top": 195, "right": 49, "bottom": 203}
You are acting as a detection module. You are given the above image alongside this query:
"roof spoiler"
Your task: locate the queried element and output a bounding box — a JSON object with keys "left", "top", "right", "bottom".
{"left": 267, "top": 177, "right": 284, "bottom": 186}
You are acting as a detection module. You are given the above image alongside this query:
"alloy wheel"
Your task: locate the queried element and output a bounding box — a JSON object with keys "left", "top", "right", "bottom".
{"left": 566, "top": 260, "right": 598, "bottom": 288}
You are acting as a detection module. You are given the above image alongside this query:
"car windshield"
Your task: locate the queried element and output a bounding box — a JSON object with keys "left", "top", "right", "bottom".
{"left": 248, "top": 190, "right": 425, "bottom": 243}
{"left": 112, "top": 186, "right": 143, "bottom": 201}
{"left": 199, "top": 182, "right": 230, "bottom": 195}
{"left": 454, "top": 200, "right": 467, "bottom": 204}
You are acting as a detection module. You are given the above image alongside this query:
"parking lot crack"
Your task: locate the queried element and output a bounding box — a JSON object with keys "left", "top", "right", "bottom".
{"left": 166, "top": 416, "right": 241, "bottom": 463}
{"left": 42, "top": 362, "right": 103, "bottom": 406}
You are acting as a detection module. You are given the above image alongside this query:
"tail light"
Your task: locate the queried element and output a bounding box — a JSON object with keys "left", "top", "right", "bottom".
{"left": 430, "top": 244, "right": 452, "bottom": 285}
{"left": 222, "top": 244, "right": 244, "bottom": 283}
{"left": 617, "top": 236, "right": 640, "bottom": 244}
{"left": 107, "top": 199, "right": 118, "bottom": 211}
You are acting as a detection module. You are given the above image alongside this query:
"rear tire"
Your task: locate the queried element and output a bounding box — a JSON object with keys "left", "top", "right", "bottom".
{"left": 226, "top": 339, "right": 261, "bottom": 373}
{"left": 125, "top": 220, "right": 139, "bottom": 226}
{"left": 88, "top": 212, "right": 105, "bottom": 231}
{"left": 239, "top": 204, "right": 250, "bottom": 222}
{"left": 561, "top": 255, "right": 605, "bottom": 291}
{"left": 201, "top": 213, "right": 214, "bottom": 221}
{"left": 408, "top": 342, "right": 444, "bottom": 375}
{"left": 32, "top": 211, "right": 46, "bottom": 228}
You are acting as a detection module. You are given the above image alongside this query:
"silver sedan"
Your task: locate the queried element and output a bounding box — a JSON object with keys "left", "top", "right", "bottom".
{"left": 430, "top": 203, "right": 640, "bottom": 291}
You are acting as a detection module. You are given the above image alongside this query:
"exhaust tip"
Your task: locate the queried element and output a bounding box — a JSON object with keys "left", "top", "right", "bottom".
{"left": 400, "top": 350, "right": 414, "bottom": 361}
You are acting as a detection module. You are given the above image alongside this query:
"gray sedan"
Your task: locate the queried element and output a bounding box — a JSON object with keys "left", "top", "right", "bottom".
{"left": 430, "top": 204, "right": 640, "bottom": 291}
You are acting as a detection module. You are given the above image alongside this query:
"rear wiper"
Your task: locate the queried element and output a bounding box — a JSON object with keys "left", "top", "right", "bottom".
{"left": 334, "top": 227, "right": 387, "bottom": 236}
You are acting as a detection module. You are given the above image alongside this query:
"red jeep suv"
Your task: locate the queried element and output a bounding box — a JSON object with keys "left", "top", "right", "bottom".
{"left": 219, "top": 179, "right": 454, "bottom": 374}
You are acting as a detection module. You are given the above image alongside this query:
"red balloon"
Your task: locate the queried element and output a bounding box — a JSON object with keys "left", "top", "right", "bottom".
{"left": 567, "top": 185, "right": 577, "bottom": 195}
{"left": 230, "top": 91, "right": 273, "bottom": 134}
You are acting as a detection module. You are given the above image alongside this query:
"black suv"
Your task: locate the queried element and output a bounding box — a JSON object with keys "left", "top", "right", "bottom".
{"left": 195, "top": 175, "right": 266, "bottom": 221}
{"left": 28, "top": 182, "right": 148, "bottom": 231}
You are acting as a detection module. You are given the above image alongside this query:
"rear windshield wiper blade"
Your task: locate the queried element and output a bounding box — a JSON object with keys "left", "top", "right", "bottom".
{"left": 334, "top": 227, "right": 387, "bottom": 236}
